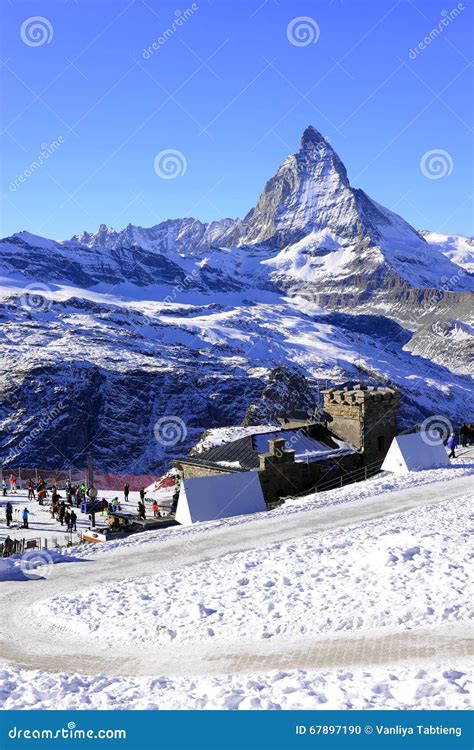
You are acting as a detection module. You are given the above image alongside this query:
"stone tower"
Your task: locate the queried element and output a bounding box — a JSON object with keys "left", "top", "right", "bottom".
{"left": 322, "top": 384, "right": 400, "bottom": 463}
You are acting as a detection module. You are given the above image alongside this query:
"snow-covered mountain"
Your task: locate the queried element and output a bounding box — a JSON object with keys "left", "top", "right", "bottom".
{"left": 1, "top": 126, "right": 472, "bottom": 473}
{"left": 419, "top": 230, "right": 474, "bottom": 274}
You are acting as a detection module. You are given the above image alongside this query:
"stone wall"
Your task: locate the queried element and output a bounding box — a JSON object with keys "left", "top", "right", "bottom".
{"left": 258, "top": 451, "right": 359, "bottom": 504}
{"left": 177, "top": 463, "right": 237, "bottom": 480}
{"left": 323, "top": 384, "right": 400, "bottom": 465}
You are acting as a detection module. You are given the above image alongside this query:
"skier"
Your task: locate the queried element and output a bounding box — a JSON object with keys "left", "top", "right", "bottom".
{"left": 9, "top": 474, "right": 17, "bottom": 493}
{"left": 152, "top": 500, "right": 159, "bottom": 518}
{"left": 38, "top": 488, "right": 48, "bottom": 505}
{"left": 65, "top": 479, "right": 72, "bottom": 503}
{"left": 123, "top": 483, "right": 130, "bottom": 503}
{"left": 2, "top": 478, "right": 7, "bottom": 496}
{"left": 5, "top": 501, "right": 13, "bottom": 527}
{"left": 22, "top": 507, "right": 29, "bottom": 529}
{"left": 447, "top": 432, "right": 457, "bottom": 459}
{"left": 58, "top": 501, "right": 66, "bottom": 526}
{"left": 137, "top": 500, "right": 146, "bottom": 521}
{"left": 139, "top": 487, "right": 146, "bottom": 502}
{"left": 64, "top": 509, "right": 71, "bottom": 529}
{"left": 69, "top": 510, "right": 77, "bottom": 532}
{"left": 27, "top": 479, "right": 35, "bottom": 501}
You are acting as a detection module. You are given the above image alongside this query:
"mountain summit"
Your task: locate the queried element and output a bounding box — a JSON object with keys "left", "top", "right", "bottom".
{"left": 1, "top": 125, "right": 471, "bottom": 296}
{"left": 0, "top": 125, "right": 472, "bottom": 472}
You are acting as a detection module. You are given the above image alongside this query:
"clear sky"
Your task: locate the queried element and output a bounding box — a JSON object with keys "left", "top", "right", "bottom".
{"left": 1, "top": 0, "right": 472, "bottom": 240}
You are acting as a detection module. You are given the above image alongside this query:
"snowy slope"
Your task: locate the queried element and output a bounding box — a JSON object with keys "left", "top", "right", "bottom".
{"left": 0, "top": 465, "right": 472, "bottom": 710}
{"left": 420, "top": 230, "right": 474, "bottom": 274}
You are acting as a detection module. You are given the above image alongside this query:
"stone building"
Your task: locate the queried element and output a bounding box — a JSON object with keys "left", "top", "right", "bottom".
{"left": 174, "top": 423, "right": 357, "bottom": 506}
{"left": 174, "top": 383, "right": 400, "bottom": 506}
{"left": 322, "top": 384, "right": 400, "bottom": 465}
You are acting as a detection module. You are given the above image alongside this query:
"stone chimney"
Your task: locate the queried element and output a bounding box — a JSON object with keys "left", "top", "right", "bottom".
{"left": 258, "top": 437, "right": 295, "bottom": 469}
{"left": 322, "top": 384, "right": 400, "bottom": 462}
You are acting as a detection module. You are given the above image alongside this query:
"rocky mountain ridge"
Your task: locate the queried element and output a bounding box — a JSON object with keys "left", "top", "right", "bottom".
{"left": 0, "top": 126, "right": 472, "bottom": 473}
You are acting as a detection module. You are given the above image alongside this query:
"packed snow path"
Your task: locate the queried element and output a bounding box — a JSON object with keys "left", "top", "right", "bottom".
{"left": 0, "top": 473, "right": 472, "bottom": 677}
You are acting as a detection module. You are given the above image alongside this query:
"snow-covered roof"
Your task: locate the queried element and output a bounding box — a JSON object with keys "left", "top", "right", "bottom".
{"left": 192, "top": 425, "right": 279, "bottom": 454}
{"left": 183, "top": 425, "right": 357, "bottom": 471}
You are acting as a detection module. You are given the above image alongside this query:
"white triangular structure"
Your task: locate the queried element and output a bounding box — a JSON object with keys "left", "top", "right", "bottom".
{"left": 381, "top": 431, "right": 450, "bottom": 473}
{"left": 175, "top": 472, "right": 266, "bottom": 525}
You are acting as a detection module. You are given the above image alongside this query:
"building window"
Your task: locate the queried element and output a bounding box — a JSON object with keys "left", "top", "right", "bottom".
{"left": 377, "top": 435, "right": 385, "bottom": 452}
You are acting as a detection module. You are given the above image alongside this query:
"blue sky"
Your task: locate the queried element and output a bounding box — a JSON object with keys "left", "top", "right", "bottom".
{"left": 1, "top": 0, "right": 472, "bottom": 240}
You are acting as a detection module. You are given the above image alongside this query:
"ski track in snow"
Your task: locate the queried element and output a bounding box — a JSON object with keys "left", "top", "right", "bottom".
{"left": 0, "top": 465, "right": 473, "bottom": 710}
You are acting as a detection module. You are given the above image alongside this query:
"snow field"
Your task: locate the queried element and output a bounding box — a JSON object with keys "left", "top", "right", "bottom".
{"left": 33, "top": 496, "right": 473, "bottom": 646}
{"left": 0, "top": 661, "right": 471, "bottom": 711}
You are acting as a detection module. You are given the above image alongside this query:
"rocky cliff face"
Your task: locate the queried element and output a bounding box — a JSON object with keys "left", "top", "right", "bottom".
{"left": 0, "top": 126, "right": 472, "bottom": 473}
{"left": 242, "top": 366, "right": 322, "bottom": 427}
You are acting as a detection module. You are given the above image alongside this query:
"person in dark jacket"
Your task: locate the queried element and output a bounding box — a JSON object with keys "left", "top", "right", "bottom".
{"left": 58, "top": 501, "right": 66, "bottom": 525}
{"left": 447, "top": 432, "right": 457, "bottom": 459}
{"left": 67, "top": 510, "right": 77, "bottom": 532}
{"left": 123, "top": 483, "right": 130, "bottom": 502}
{"left": 137, "top": 500, "right": 146, "bottom": 520}
{"left": 5, "top": 501, "right": 13, "bottom": 527}
{"left": 3, "top": 536, "right": 14, "bottom": 557}
{"left": 139, "top": 487, "right": 146, "bottom": 502}
{"left": 27, "top": 479, "right": 35, "bottom": 500}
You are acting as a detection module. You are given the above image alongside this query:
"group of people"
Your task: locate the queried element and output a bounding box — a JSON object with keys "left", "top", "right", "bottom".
{"left": 2, "top": 474, "right": 18, "bottom": 496}
{"left": 4, "top": 503, "right": 32, "bottom": 530}
{"left": 2, "top": 476, "right": 90, "bottom": 533}
{"left": 50, "top": 500, "right": 77, "bottom": 531}
{"left": 123, "top": 483, "right": 158, "bottom": 520}
{"left": 3, "top": 475, "right": 177, "bottom": 535}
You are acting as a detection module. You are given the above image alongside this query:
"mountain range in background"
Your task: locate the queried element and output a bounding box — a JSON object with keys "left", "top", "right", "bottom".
{"left": 1, "top": 126, "right": 473, "bottom": 473}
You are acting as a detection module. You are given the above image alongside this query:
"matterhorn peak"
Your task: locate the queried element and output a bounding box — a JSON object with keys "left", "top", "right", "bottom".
{"left": 300, "top": 124, "right": 327, "bottom": 149}
{"left": 241, "top": 124, "right": 355, "bottom": 246}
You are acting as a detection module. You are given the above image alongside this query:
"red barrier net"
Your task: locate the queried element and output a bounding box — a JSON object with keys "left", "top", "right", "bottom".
{"left": 0, "top": 468, "right": 175, "bottom": 493}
